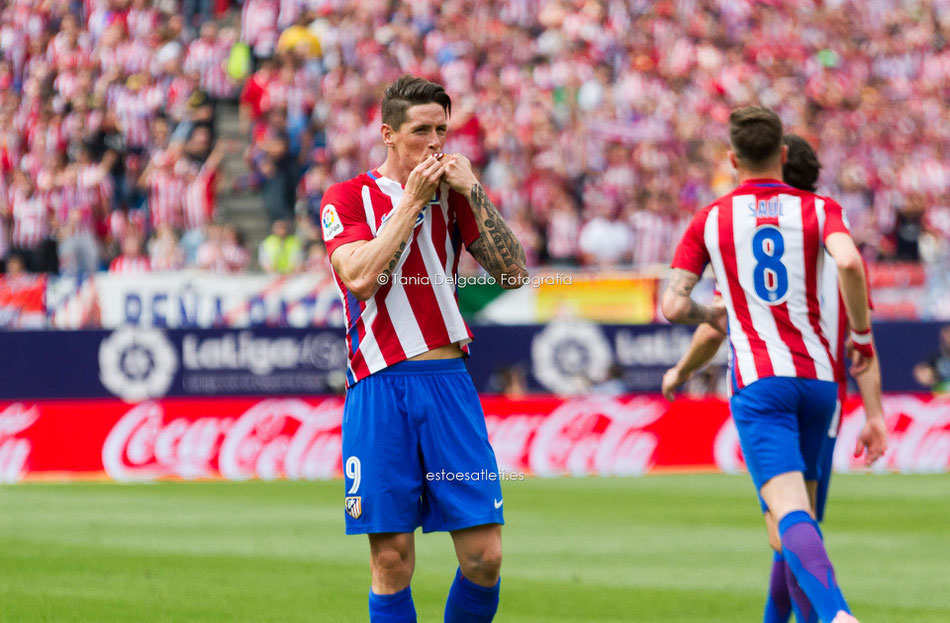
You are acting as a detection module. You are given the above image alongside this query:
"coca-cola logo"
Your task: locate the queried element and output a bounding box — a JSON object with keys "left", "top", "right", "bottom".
{"left": 101, "top": 398, "right": 344, "bottom": 482}
{"left": 835, "top": 395, "right": 950, "bottom": 474}
{"left": 0, "top": 403, "right": 39, "bottom": 484}
{"left": 527, "top": 396, "right": 663, "bottom": 477}
{"left": 712, "top": 395, "right": 950, "bottom": 475}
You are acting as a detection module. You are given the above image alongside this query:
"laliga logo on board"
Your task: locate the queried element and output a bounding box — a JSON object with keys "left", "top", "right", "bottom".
{"left": 531, "top": 320, "right": 613, "bottom": 395}
{"left": 99, "top": 327, "right": 178, "bottom": 402}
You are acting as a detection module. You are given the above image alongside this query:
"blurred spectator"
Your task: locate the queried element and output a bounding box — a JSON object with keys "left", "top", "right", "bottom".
{"left": 6, "top": 171, "right": 55, "bottom": 273}
{"left": 276, "top": 12, "right": 321, "bottom": 59}
{"left": 3, "top": 253, "right": 26, "bottom": 277}
{"left": 303, "top": 239, "right": 330, "bottom": 279}
{"left": 488, "top": 364, "right": 529, "bottom": 398}
{"left": 258, "top": 218, "right": 302, "bottom": 274}
{"left": 109, "top": 234, "right": 151, "bottom": 273}
{"left": 149, "top": 223, "right": 185, "bottom": 271}
{"left": 183, "top": 0, "right": 215, "bottom": 35}
{"left": 248, "top": 104, "right": 296, "bottom": 223}
{"left": 180, "top": 134, "right": 228, "bottom": 262}
{"left": 240, "top": 0, "right": 280, "bottom": 64}
{"left": 222, "top": 223, "right": 250, "bottom": 272}
{"left": 578, "top": 201, "right": 632, "bottom": 267}
{"left": 889, "top": 193, "right": 926, "bottom": 262}
{"left": 913, "top": 325, "right": 950, "bottom": 394}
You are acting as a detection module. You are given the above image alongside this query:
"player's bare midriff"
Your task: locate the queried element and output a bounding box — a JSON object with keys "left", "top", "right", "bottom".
{"left": 408, "top": 342, "right": 465, "bottom": 360}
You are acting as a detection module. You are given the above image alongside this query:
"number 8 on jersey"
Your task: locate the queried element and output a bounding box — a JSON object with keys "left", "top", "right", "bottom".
{"left": 752, "top": 225, "right": 789, "bottom": 304}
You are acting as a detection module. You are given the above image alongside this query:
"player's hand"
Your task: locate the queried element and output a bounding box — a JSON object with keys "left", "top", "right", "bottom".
{"left": 441, "top": 153, "right": 479, "bottom": 195}
{"left": 847, "top": 339, "right": 872, "bottom": 376}
{"left": 661, "top": 366, "right": 687, "bottom": 402}
{"left": 853, "top": 415, "right": 888, "bottom": 466}
{"left": 404, "top": 154, "right": 446, "bottom": 210}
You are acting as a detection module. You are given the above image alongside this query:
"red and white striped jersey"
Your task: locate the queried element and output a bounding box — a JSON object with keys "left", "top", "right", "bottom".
{"left": 127, "top": 7, "right": 160, "bottom": 40}
{"left": 184, "top": 38, "right": 232, "bottom": 99}
{"left": 241, "top": 0, "right": 280, "bottom": 57}
{"left": 672, "top": 179, "right": 852, "bottom": 390}
{"left": 110, "top": 254, "right": 151, "bottom": 273}
{"left": 182, "top": 165, "right": 216, "bottom": 232}
{"left": 10, "top": 191, "right": 47, "bottom": 250}
{"left": 147, "top": 169, "right": 185, "bottom": 230}
{"left": 114, "top": 88, "right": 152, "bottom": 149}
{"left": 321, "top": 170, "right": 481, "bottom": 387}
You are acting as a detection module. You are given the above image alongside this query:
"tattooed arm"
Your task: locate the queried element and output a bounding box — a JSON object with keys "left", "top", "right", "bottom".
{"left": 661, "top": 268, "right": 727, "bottom": 331}
{"left": 442, "top": 154, "right": 529, "bottom": 289}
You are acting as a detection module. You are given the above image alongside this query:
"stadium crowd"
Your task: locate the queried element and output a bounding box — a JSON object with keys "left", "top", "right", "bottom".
{"left": 1, "top": 0, "right": 949, "bottom": 278}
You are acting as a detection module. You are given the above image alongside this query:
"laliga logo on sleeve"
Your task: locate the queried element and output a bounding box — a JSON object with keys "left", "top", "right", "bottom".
{"left": 322, "top": 204, "right": 344, "bottom": 240}
{"left": 99, "top": 327, "right": 178, "bottom": 402}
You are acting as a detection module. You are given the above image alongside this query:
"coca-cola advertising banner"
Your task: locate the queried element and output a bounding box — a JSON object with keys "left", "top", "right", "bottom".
{"left": 2, "top": 394, "right": 947, "bottom": 484}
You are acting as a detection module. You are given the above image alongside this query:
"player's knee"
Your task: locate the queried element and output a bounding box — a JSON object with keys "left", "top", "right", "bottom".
{"left": 459, "top": 542, "right": 502, "bottom": 585}
{"left": 371, "top": 544, "right": 414, "bottom": 583}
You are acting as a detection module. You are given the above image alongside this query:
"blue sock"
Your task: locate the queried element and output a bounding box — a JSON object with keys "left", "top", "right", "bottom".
{"left": 764, "top": 551, "right": 792, "bottom": 623}
{"left": 785, "top": 559, "right": 820, "bottom": 623}
{"left": 444, "top": 567, "right": 500, "bottom": 623}
{"left": 369, "top": 586, "right": 416, "bottom": 623}
{"left": 779, "top": 511, "right": 850, "bottom": 622}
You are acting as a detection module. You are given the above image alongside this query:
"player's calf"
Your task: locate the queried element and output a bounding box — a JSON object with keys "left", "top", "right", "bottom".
{"left": 445, "top": 524, "right": 502, "bottom": 622}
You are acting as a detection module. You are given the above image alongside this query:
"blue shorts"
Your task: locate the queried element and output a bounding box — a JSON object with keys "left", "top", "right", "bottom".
{"left": 814, "top": 399, "right": 842, "bottom": 522}
{"left": 753, "top": 403, "right": 840, "bottom": 519}
{"left": 730, "top": 376, "right": 838, "bottom": 513}
{"left": 341, "top": 358, "right": 505, "bottom": 535}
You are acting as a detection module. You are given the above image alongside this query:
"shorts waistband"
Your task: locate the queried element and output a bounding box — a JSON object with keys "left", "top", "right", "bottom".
{"left": 374, "top": 358, "right": 467, "bottom": 375}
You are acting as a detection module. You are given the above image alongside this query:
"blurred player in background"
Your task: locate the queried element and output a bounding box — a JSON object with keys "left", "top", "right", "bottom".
{"left": 662, "top": 134, "right": 886, "bottom": 623}
{"left": 320, "top": 75, "right": 527, "bottom": 623}
{"left": 661, "top": 107, "right": 887, "bottom": 623}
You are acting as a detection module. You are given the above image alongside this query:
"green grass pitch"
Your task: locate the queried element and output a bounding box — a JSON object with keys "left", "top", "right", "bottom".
{"left": 1, "top": 474, "right": 948, "bottom": 622}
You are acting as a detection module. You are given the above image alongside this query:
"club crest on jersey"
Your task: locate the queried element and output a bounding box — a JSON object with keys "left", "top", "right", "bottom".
{"left": 322, "top": 204, "right": 344, "bottom": 240}
{"left": 345, "top": 496, "right": 362, "bottom": 519}
{"left": 749, "top": 197, "right": 783, "bottom": 218}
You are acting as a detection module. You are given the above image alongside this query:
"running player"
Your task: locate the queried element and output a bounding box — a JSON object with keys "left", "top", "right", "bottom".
{"left": 321, "top": 75, "right": 527, "bottom": 623}
{"left": 662, "top": 107, "right": 887, "bottom": 623}
{"left": 661, "top": 134, "right": 885, "bottom": 623}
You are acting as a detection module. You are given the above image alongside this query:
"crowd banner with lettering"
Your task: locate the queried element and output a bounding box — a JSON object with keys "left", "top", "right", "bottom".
{"left": 1, "top": 394, "right": 947, "bottom": 484}
{"left": 45, "top": 273, "right": 344, "bottom": 329}
{"left": 3, "top": 267, "right": 949, "bottom": 329}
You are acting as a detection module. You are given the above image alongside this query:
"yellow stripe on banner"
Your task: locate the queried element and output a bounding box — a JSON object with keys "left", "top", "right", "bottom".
{"left": 536, "top": 273, "right": 656, "bottom": 324}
